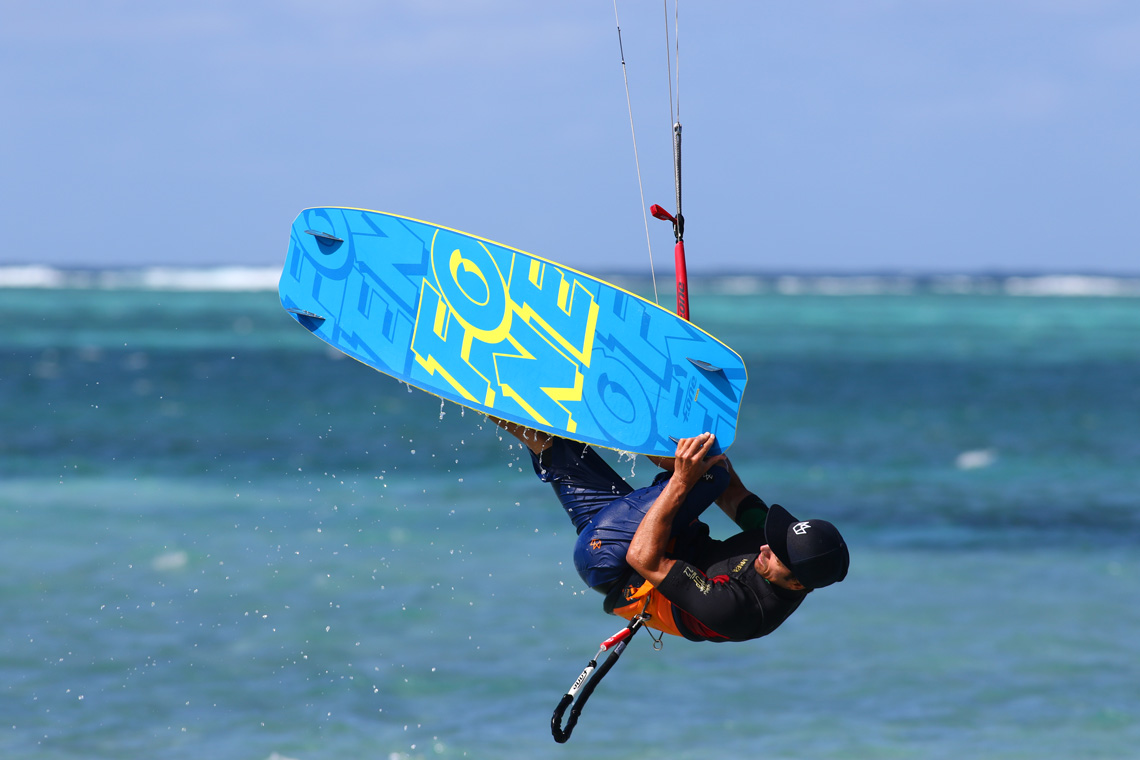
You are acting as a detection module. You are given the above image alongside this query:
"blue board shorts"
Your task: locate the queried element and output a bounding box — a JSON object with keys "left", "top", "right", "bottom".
{"left": 529, "top": 437, "right": 729, "bottom": 592}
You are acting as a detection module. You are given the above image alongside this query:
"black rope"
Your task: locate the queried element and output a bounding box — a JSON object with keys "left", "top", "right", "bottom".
{"left": 550, "top": 616, "right": 646, "bottom": 743}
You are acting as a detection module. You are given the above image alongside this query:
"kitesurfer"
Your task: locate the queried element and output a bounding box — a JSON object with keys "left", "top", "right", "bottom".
{"left": 492, "top": 419, "right": 849, "bottom": 642}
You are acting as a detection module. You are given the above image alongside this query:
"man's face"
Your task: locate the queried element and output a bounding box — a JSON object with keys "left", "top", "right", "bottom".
{"left": 757, "top": 545, "right": 806, "bottom": 591}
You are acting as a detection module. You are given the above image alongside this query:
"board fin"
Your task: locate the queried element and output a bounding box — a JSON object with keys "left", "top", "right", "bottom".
{"left": 304, "top": 229, "right": 343, "bottom": 242}
{"left": 286, "top": 308, "right": 326, "bottom": 332}
{"left": 687, "top": 358, "right": 723, "bottom": 373}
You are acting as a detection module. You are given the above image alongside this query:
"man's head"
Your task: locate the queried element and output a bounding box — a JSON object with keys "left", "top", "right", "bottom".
{"left": 764, "top": 504, "right": 849, "bottom": 590}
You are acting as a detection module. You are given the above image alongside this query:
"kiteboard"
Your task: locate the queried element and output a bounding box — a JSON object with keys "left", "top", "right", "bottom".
{"left": 278, "top": 207, "right": 746, "bottom": 456}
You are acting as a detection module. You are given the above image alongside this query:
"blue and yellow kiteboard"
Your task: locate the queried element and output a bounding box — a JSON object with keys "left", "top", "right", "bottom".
{"left": 278, "top": 207, "right": 746, "bottom": 456}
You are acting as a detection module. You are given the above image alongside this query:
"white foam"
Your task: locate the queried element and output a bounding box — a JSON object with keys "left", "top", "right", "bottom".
{"left": 956, "top": 449, "right": 997, "bottom": 470}
{"left": 0, "top": 265, "right": 281, "bottom": 291}
{"left": 0, "top": 265, "right": 67, "bottom": 288}
{"left": 707, "top": 275, "right": 766, "bottom": 295}
{"left": 136, "top": 266, "right": 280, "bottom": 291}
{"left": 698, "top": 273, "right": 1140, "bottom": 297}
{"left": 1003, "top": 275, "right": 1140, "bottom": 297}
{"left": 775, "top": 275, "right": 918, "bottom": 296}
{"left": 4, "top": 266, "right": 1140, "bottom": 295}
{"left": 151, "top": 550, "right": 189, "bottom": 571}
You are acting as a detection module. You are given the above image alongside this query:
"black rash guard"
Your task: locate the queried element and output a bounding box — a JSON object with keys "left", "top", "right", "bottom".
{"left": 605, "top": 526, "right": 808, "bottom": 642}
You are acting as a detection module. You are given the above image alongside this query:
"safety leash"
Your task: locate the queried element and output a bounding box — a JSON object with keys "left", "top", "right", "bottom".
{"left": 550, "top": 614, "right": 649, "bottom": 743}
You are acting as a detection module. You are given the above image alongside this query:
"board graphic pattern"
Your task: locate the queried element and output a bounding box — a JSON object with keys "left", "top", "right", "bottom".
{"left": 278, "top": 207, "right": 746, "bottom": 456}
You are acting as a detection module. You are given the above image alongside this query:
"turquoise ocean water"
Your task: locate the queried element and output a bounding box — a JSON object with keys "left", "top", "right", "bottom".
{"left": 2, "top": 273, "right": 1138, "bottom": 759}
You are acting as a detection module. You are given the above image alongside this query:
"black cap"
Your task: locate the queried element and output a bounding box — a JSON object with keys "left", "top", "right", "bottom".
{"left": 764, "top": 504, "right": 849, "bottom": 589}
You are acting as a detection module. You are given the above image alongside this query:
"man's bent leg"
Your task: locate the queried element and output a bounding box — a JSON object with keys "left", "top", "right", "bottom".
{"left": 489, "top": 416, "right": 640, "bottom": 591}
{"left": 571, "top": 493, "right": 648, "bottom": 592}
{"left": 488, "top": 416, "right": 633, "bottom": 535}
{"left": 531, "top": 438, "right": 634, "bottom": 535}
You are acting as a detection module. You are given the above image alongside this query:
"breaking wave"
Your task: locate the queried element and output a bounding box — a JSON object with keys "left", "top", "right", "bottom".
{"left": 3, "top": 265, "right": 1140, "bottom": 296}
{"left": 0, "top": 265, "right": 280, "bottom": 291}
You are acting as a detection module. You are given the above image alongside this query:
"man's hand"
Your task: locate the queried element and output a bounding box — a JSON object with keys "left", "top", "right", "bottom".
{"left": 626, "top": 433, "right": 724, "bottom": 586}
{"left": 670, "top": 433, "right": 726, "bottom": 489}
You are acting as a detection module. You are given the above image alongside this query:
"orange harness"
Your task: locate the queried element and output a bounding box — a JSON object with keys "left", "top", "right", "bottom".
{"left": 607, "top": 579, "right": 684, "bottom": 638}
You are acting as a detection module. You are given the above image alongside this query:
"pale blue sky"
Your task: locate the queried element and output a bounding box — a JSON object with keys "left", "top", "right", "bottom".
{"left": 2, "top": 1, "right": 1138, "bottom": 273}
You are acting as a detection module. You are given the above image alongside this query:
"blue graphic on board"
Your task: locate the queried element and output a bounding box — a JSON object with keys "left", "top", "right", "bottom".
{"left": 278, "top": 207, "right": 747, "bottom": 456}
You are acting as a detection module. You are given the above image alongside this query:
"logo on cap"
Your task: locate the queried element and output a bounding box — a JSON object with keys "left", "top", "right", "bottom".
{"left": 793, "top": 521, "right": 811, "bottom": 536}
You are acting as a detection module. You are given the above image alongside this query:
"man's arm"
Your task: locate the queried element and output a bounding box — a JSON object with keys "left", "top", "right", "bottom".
{"left": 714, "top": 457, "right": 769, "bottom": 531}
{"left": 626, "top": 433, "right": 724, "bottom": 586}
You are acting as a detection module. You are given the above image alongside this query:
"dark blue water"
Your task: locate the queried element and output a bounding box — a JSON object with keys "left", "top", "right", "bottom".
{"left": 2, "top": 283, "right": 1138, "bottom": 759}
